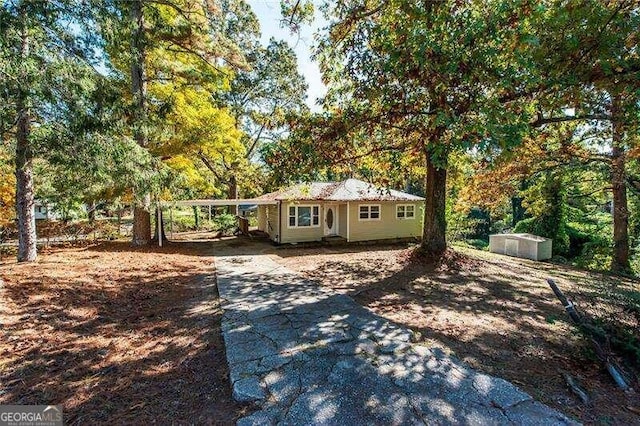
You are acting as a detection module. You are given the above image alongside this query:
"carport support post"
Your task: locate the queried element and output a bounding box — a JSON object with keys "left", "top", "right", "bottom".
{"left": 346, "top": 201, "right": 350, "bottom": 242}
{"left": 157, "top": 204, "right": 163, "bottom": 247}
{"left": 169, "top": 206, "right": 173, "bottom": 239}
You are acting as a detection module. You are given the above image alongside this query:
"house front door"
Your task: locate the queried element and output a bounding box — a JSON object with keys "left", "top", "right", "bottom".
{"left": 324, "top": 205, "right": 338, "bottom": 236}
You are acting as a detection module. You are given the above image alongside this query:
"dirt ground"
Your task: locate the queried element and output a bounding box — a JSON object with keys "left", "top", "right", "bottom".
{"left": 2, "top": 236, "right": 639, "bottom": 425}
{"left": 0, "top": 241, "right": 248, "bottom": 425}
{"left": 274, "top": 243, "right": 640, "bottom": 425}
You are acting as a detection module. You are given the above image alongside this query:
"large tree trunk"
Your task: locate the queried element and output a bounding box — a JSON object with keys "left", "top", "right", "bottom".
{"left": 132, "top": 195, "right": 152, "bottom": 245}
{"left": 130, "top": 0, "right": 151, "bottom": 245}
{"left": 420, "top": 149, "right": 447, "bottom": 256}
{"left": 15, "top": 17, "right": 37, "bottom": 262}
{"left": 228, "top": 174, "right": 238, "bottom": 215}
{"left": 511, "top": 196, "right": 523, "bottom": 227}
{"left": 88, "top": 201, "right": 96, "bottom": 223}
{"left": 610, "top": 93, "right": 630, "bottom": 272}
{"left": 16, "top": 101, "right": 37, "bottom": 262}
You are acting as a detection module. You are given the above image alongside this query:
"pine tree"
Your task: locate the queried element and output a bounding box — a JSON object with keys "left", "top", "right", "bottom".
{"left": 1, "top": 0, "right": 100, "bottom": 261}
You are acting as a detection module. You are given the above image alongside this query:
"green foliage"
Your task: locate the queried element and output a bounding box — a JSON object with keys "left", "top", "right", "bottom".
{"left": 169, "top": 210, "right": 237, "bottom": 236}
{"left": 1, "top": 0, "right": 103, "bottom": 140}
{"left": 209, "top": 36, "right": 308, "bottom": 198}
{"left": 93, "top": 0, "right": 255, "bottom": 206}
{"left": 564, "top": 211, "right": 614, "bottom": 271}
{"left": 267, "top": 1, "right": 549, "bottom": 183}
{"left": 446, "top": 207, "right": 488, "bottom": 245}
{"left": 211, "top": 213, "right": 237, "bottom": 236}
{"left": 168, "top": 212, "right": 197, "bottom": 232}
{"left": 452, "top": 239, "right": 489, "bottom": 251}
{"left": 513, "top": 172, "right": 569, "bottom": 255}
{"left": 514, "top": 217, "right": 570, "bottom": 257}
{"left": 280, "top": 0, "right": 314, "bottom": 32}
{"left": 266, "top": 0, "right": 640, "bottom": 263}
{"left": 2, "top": 0, "right": 638, "bottom": 272}
{"left": 490, "top": 219, "right": 510, "bottom": 236}
{"left": 573, "top": 237, "right": 612, "bottom": 272}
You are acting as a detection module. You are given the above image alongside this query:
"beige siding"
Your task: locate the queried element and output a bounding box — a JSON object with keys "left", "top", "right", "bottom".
{"left": 260, "top": 200, "right": 423, "bottom": 244}
{"left": 338, "top": 204, "right": 348, "bottom": 238}
{"left": 265, "top": 204, "right": 280, "bottom": 242}
{"left": 257, "top": 205, "right": 267, "bottom": 231}
{"left": 280, "top": 202, "right": 324, "bottom": 243}
{"left": 348, "top": 201, "right": 423, "bottom": 242}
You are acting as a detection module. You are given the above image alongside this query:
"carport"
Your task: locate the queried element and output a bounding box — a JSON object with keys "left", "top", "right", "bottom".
{"left": 156, "top": 199, "right": 277, "bottom": 247}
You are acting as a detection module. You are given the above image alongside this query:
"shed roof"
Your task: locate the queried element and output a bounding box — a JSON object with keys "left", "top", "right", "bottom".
{"left": 253, "top": 178, "right": 424, "bottom": 202}
{"left": 491, "top": 233, "right": 549, "bottom": 242}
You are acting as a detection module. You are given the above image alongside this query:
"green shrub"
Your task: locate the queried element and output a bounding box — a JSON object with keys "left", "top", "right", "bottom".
{"left": 515, "top": 171, "right": 570, "bottom": 256}
{"left": 451, "top": 240, "right": 486, "bottom": 251}
{"left": 490, "top": 219, "right": 509, "bottom": 235}
{"left": 467, "top": 208, "right": 491, "bottom": 240}
{"left": 467, "top": 238, "right": 489, "bottom": 250}
{"left": 170, "top": 213, "right": 197, "bottom": 232}
{"left": 212, "top": 213, "right": 237, "bottom": 236}
{"left": 573, "top": 236, "right": 612, "bottom": 271}
{"left": 566, "top": 226, "right": 594, "bottom": 258}
{"left": 167, "top": 211, "right": 239, "bottom": 236}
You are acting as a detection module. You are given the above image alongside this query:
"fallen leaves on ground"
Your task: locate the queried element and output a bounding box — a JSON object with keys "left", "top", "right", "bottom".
{"left": 0, "top": 241, "right": 247, "bottom": 425}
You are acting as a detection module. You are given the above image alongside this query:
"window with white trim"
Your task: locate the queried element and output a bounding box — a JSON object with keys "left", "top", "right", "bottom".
{"left": 359, "top": 204, "right": 381, "bottom": 221}
{"left": 288, "top": 205, "right": 320, "bottom": 227}
{"left": 396, "top": 204, "right": 415, "bottom": 219}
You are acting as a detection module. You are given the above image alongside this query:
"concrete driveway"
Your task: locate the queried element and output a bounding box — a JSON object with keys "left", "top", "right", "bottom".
{"left": 215, "top": 253, "right": 578, "bottom": 425}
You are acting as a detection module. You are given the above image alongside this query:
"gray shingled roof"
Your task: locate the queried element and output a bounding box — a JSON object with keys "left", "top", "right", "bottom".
{"left": 253, "top": 178, "right": 424, "bottom": 202}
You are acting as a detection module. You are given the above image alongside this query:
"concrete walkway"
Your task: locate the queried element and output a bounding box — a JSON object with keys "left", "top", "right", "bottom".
{"left": 216, "top": 254, "right": 578, "bottom": 426}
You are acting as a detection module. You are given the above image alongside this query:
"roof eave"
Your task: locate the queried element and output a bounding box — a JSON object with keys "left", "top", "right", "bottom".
{"left": 272, "top": 197, "right": 425, "bottom": 202}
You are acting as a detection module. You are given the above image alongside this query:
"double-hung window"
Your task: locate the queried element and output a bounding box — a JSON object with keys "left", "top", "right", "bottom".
{"left": 359, "top": 204, "right": 381, "bottom": 221}
{"left": 396, "top": 204, "right": 415, "bottom": 219}
{"left": 288, "top": 205, "right": 320, "bottom": 227}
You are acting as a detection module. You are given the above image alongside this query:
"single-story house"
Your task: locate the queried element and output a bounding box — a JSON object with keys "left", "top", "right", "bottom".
{"left": 34, "top": 200, "right": 60, "bottom": 221}
{"left": 254, "top": 178, "right": 424, "bottom": 244}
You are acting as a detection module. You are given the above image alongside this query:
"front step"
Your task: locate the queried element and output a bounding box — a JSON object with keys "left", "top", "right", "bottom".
{"left": 322, "top": 235, "right": 347, "bottom": 245}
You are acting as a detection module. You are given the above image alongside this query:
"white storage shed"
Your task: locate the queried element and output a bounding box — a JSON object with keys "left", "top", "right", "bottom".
{"left": 489, "top": 233, "right": 552, "bottom": 261}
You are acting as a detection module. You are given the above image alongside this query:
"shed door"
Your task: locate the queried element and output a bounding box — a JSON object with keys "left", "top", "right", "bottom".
{"left": 505, "top": 239, "right": 519, "bottom": 257}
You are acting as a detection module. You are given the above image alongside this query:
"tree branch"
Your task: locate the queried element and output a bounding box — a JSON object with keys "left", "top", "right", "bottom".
{"left": 246, "top": 122, "right": 266, "bottom": 159}
{"left": 531, "top": 113, "right": 611, "bottom": 127}
{"left": 198, "top": 151, "right": 225, "bottom": 182}
{"left": 288, "top": 0, "right": 301, "bottom": 27}
{"left": 164, "top": 44, "right": 230, "bottom": 76}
